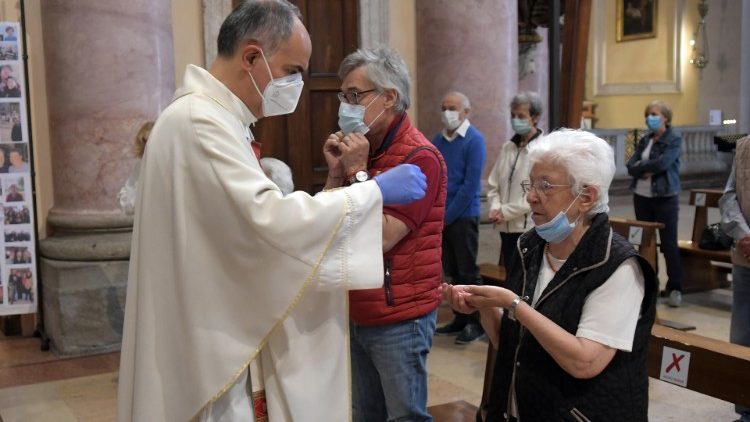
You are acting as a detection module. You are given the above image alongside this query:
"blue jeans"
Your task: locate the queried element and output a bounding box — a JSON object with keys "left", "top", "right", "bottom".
{"left": 633, "top": 194, "right": 683, "bottom": 292}
{"left": 732, "top": 265, "right": 750, "bottom": 420}
{"left": 350, "top": 309, "right": 437, "bottom": 422}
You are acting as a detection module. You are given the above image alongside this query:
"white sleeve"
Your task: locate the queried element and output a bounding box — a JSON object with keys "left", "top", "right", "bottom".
{"left": 313, "top": 181, "right": 384, "bottom": 292}
{"left": 575, "top": 257, "right": 645, "bottom": 352}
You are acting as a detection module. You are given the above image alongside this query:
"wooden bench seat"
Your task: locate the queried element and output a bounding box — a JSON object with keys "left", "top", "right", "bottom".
{"left": 649, "top": 324, "right": 750, "bottom": 408}
{"left": 428, "top": 400, "right": 478, "bottom": 422}
{"left": 678, "top": 189, "right": 732, "bottom": 293}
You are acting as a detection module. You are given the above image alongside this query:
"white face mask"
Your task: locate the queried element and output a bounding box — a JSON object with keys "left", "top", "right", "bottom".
{"left": 248, "top": 49, "right": 304, "bottom": 117}
{"left": 441, "top": 110, "right": 461, "bottom": 131}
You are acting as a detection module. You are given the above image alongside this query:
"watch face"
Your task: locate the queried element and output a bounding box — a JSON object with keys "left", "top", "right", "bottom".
{"left": 355, "top": 171, "right": 369, "bottom": 182}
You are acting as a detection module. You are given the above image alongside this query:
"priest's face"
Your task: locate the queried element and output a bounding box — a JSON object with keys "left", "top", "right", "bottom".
{"left": 243, "top": 19, "right": 311, "bottom": 118}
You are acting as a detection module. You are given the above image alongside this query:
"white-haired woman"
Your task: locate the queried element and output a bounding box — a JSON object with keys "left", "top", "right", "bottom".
{"left": 487, "top": 91, "right": 543, "bottom": 268}
{"left": 443, "top": 130, "right": 657, "bottom": 421}
{"left": 259, "top": 157, "right": 294, "bottom": 195}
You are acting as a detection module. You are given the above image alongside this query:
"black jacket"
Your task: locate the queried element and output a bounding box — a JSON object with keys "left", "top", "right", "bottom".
{"left": 486, "top": 213, "right": 658, "bottom": 422}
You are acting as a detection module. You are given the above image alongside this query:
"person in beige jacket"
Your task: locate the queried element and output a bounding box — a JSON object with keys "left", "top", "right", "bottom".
{"left": 487, "top": 91, "right": 543, "bottom": 267}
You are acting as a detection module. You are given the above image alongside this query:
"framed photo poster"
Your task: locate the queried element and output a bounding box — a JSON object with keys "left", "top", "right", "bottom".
{"left": 0, "top": 20, "right": 37, "bottom": 316}
{"left": 617, "top": 0, "right": 658, "bottom": 42}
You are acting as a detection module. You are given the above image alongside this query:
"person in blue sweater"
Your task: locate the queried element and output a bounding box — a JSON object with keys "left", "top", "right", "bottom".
{"left": 432, "top": 91, "right": 487, "bottom": 344}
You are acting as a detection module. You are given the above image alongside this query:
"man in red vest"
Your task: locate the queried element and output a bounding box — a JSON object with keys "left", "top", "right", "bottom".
{"left": 324, "top": 47, "right": 447, "bottom": 422}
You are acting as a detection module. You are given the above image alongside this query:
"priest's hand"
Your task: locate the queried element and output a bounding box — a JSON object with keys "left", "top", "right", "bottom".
{"left": 373, "top": 164, "right": 426, "bottom": 205}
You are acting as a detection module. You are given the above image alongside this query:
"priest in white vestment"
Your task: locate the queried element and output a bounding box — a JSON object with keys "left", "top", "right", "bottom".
{"left": 116, "top": 2, "right": 427, "bottom": 421}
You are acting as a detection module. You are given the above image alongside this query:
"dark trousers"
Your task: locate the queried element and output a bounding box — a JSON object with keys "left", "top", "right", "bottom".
{"left": 442, "top": 217, "right": 482, "bottom": 323}
{"left": 499, "top": 232, "right": 522, "bottom": 269}
{"left": 633, "top": 194, "right": 683, "bottom": 292}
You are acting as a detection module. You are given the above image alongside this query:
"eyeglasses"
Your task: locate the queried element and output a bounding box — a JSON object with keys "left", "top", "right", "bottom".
{"left": 520, "top": 180, "right": 571, "bottom": 196}
{"left": 337, "top": 89, "right": 377, "bottom": 105}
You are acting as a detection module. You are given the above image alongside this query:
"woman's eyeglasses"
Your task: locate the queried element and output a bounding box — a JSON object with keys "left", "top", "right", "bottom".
{"left": 520, "top": 180, "right": 571, "bottom": 196}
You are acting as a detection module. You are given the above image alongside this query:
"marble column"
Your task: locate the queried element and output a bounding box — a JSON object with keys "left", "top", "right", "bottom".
{"left": 415, "top": 0, "right": 518, "bottom": 176}
{"left": 518, "top": 28, "right": 549, "bottom": 134}
{"left": 39, "top": 0, "right": 174, "bottom": 355}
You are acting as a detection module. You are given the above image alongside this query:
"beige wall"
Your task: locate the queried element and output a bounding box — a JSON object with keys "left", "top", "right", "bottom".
{"left": 171, "top": 0, "right": 204, "bottom": 85}
{"left": 586, "top": 0, "right": 701, "bottom": 128}
{"left": 389, "top": 0, "right": 418, "bottom": 122}
{"left": 23, "top": 1, "right": 53, "bottom": 239}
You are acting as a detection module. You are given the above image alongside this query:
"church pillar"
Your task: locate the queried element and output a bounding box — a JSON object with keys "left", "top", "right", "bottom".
{"left": 519, "top": 28, "right": 550, "bottom": 134}
{"left": 415, "top": 0, "right": 518, "bottom": 176}
{"left": 38, "top": 0, "right": 174, "bottom": 355}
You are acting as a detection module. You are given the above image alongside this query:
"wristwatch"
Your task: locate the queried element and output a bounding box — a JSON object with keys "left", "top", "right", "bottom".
{"left": 348, "top": 170, "right": 369, "bottom": 184}
{"left": 507, "top": 295, "right": 529, "bottom": 322}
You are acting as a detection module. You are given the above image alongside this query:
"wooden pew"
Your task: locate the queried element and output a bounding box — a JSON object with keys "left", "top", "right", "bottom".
{"left": 428, "top": 401, "right": 478, "bottom": 422}
{"left": 609, "top": 217, "right": 663, "bottom": 271}
{"left": 610, "top": 217, "right": 695, "bottom": 331}
{"left": 649, "top": 324, "right": 750, "bottom": 408}
{"left": 677, "top": 189, "right": 732, "bottom": 292}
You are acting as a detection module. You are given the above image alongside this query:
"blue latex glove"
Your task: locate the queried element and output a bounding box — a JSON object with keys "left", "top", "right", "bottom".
{"left": 373, "top": 164, "right": 427, "bottom": 205}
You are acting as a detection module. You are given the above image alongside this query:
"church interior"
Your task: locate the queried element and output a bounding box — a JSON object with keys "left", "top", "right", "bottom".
{"left": 0, "top": 0, "right": 748, "bottom": 420}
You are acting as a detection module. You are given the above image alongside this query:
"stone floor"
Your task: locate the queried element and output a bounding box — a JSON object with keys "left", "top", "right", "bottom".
{"left": 0, "top": 191, "right": 742, "bottom": 421}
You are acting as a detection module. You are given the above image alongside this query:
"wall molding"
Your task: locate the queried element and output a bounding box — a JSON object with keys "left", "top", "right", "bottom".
{"left": 359, "top": 0, "right": 389, "bottom": 48}
{"left": 202, "top": 0, "right": 233, "bottom": 67}
{"left": 593, "top": 0, "right": 684, "bottom": 96}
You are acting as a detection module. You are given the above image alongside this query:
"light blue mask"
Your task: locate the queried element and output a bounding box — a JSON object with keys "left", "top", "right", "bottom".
{"left": 535, "top": 193, "right": 582, "bottom": 243}
{"left": 646, "top": 115, "right": 662, "bottom": 131}
{"left": 338, "top": 93, "right": 383, "bottom": 135}
{"left": 511, "top": 118, "right": 532, "bottom": 135}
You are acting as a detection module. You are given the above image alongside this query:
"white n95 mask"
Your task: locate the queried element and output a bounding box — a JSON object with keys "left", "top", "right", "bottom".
{"left": 249, "top": 49, "right": 304, "bottom": 117}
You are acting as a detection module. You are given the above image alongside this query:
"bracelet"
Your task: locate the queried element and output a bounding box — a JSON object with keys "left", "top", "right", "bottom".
{"left": 507, "top": 295, "right": 529, "bottom": 322}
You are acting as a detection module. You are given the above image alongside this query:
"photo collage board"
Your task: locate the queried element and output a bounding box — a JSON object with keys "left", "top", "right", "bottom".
{"left": 0, "top": 21, "right": 36, "bottom": 316}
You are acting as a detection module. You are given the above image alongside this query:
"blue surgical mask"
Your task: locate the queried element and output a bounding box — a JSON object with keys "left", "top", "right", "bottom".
{"left": 646, "top": 115, "right": 662, "bottom": 131}
{"left": 535, "top": 193, "right": 582, "bottom": 243}
{"left": 338, "top": 93, "right": 383, "bottom": 135}
{"left": 512, "top": 118, "right": 531, "bottom": 135}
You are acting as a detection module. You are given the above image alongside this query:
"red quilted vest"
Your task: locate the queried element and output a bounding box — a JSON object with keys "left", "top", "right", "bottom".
{"left": 349, "top": 115, "right": 447, "bottom": 326}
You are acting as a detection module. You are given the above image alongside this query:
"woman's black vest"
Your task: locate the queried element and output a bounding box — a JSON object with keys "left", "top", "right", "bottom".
{"left": 486, "top": 213, "right": 658, "bottom": 422}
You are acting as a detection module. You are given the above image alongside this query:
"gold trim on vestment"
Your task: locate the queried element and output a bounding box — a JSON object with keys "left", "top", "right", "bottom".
{"left": 185, "top": 90, "right": 351, "bottom": 420}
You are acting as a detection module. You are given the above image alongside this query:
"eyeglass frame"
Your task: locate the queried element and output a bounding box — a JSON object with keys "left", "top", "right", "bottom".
{"left": 520, "top": 179, "right": 572, "bottom": 197}
{"left": 337, "top": 89, "right": 378, "bottom": 105}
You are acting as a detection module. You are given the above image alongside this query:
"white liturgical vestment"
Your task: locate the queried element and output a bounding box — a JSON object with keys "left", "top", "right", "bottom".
{"left": 117, "top": 65, "right": 384, "bottom": 421}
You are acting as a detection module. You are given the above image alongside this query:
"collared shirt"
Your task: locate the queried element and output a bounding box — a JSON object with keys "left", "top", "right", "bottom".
{"left": 441, "top": 118, "right": 470, "bottom": 142}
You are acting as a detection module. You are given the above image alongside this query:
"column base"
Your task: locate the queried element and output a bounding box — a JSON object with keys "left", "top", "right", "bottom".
{"left": 39, "top": 213, "right": 132, "bottom": 356}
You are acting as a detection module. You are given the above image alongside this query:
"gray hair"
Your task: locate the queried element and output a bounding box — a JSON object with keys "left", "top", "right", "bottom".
{"left": 526, "top": 129, "right": 616, "bottom": 216}
{"left": 510, "top": 91, "right": 543, "bottom": 118}
{"left": 260, "top": 157, "right": 294, "bottom": 195}
{"left": 217, "top": 0, "right": 301, "bottom": 57}
{"left": 644, "top": 100, "right": 673, "bottom": 127}
{"left": 338, "top": 47, "right": 411, "bottom": 113}
{"left": 444, "top": 91, "right": 471, "bottom": 111}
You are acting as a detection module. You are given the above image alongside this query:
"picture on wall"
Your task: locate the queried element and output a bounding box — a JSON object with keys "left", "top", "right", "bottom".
{"left": 617, "top": 0, "right": 657, "bottom": 42}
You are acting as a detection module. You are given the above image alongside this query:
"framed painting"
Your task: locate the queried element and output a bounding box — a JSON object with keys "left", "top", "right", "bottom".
{"left": 617, "top": 0, "right": 657, "bottom": 42}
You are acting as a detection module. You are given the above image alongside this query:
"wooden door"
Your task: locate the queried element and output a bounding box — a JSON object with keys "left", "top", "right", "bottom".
{"left": 235, "top": 0, "right": 359, "bottom": 193}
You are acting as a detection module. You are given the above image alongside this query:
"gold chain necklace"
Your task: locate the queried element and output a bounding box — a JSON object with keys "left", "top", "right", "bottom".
{"left": 545, "top": 244, "right": 561, "bottom": 273}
